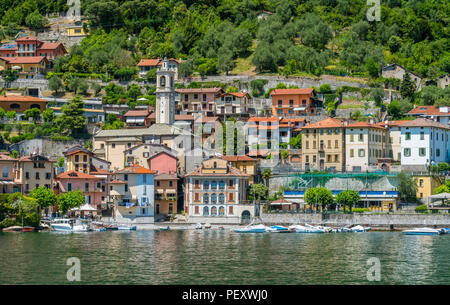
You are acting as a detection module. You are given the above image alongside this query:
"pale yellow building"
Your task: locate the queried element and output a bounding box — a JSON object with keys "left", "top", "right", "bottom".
{"left": 14, "top": 154, "right": 55, "bottom": 194}
{"left": 301, "top": 117, "right": 346, "bottom": 172}
{"left": 414, "top": 175, "right": 444, "bottom": 202}
{"left": 222, "top": 155, "right": 257, "bottom": 184}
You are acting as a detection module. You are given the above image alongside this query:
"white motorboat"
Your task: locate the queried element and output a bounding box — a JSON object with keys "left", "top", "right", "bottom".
{"left": 204, "top": 223, "right": 211, "bottom": 229}
{"left": 51, "top": 219, "right": 90, "bottom": 232}
{"left": 403, "top": 227, "right": 442, "bottom": 235}
{"left": 350, "top": 225, "right": 371, "bottom": 232}
{"left": 266, "top": 225, "right": 292, "bottom": 233}
{"left": 294, "top": 224, "right": 328, "bottom": 233}
{"left": 195, "top": 223, "right": 202, "bottom": 230}
{"left": 234, "top": 224, "right": 268, "bottom": 233}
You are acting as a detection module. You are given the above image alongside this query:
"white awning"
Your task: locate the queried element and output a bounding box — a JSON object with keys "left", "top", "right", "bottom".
{"left": 127, "top": 118, "right": 145, "bottom": 123}
{"left": 0, "top": 181, "right": 14, "bottom": 185}
{"left": 293, "top": 107, "right": 306, "bottom": 111}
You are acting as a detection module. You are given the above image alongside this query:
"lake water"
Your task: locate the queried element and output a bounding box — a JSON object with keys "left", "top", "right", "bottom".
{"left": 0, "top": 231, "right": 449, "bottom": 285}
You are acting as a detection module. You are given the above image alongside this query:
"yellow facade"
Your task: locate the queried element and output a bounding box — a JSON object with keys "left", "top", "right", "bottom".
{"left": 67, "top": 26, "right": 90, "bottom": 37}
{"left": 226, "top": 160, "right": 256, "bottom": 184}
{"left": 66, "top": 152, "right": 92, "bottom": 174}
{"left": 301, "top": 127, "right": 346, "bottom": 172}
{"left": 414, "top": 175, "right": 443, "bottom": 202}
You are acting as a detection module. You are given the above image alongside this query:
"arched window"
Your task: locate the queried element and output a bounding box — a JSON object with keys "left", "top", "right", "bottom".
{"left": 211, "top": 193, "right": 217, "bottom": 204}
{"left": 203, "top": 206, "right": 209, "bottom": 216}
{"left": 160, "top": 75, "right": 166, "bottom": 87}
{"left": 219, "top": 193, "right": 225, "bottom": 204}
{"left": 10, "top": 103, "right": 20, "bottom": 110}
{"left": 203, "top": 193, "right": 209, "bottom": 204}
{"left": 211, "top": 206, "right": 217, "bottom": 216}
{"left": 219, "top": 180, "right": 225, "bottom": 190}
{"left": 219, "top": 206, "right": 224, "bottom": 216}
{"left": 30, "top": 104, "right": 41, "bottom": 109}
{"left": 203, "top": 180, "right": 209, "bottom": 190}
{"left": 211, "top": 180, "right": 217, "bottom": 189}
{"left": 213, "top": 161, "right": 217, "bottom": 168}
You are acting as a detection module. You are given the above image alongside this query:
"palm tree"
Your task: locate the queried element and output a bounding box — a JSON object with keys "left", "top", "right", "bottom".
{"left": 262, "top": 168, "right": 272, "bottom": 188}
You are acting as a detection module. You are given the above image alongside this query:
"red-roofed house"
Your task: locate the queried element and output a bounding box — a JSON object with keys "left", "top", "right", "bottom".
{"left": 137, "top": 58, "right": 179, "bottom": 80}
{"left": 408, "top": 105, "right": 450, "bottom": 126}
{"left": 0, "top": 95, "right": 48, "bottom": 114}
{"left": 271, "top": 88, "right": 321, "bottom": 117}
{"left": 300, "top": 117, "right": 347, "bottom": 172}
{"left": 176, "top": 88, "right": 225, "bottom": 116}
{"left": 215, "top": 91, "right": 252, "bottom": 117}
{"left": 110, "top": 164, "right": 155, "bottom": 223}
{"left": 0, "top": 36, "right": 67, "bottom": 67}
{"left": 124, "top": 109, "right": 152, "bottom": 128}
{"left": 345, "top": 122, "right": 388, "bottom": 172}
{"left": 55, "top": 170, "right": 105, "bottom": 215}
{"left": 2, "top": 56, "right": 49, "bottom": 78}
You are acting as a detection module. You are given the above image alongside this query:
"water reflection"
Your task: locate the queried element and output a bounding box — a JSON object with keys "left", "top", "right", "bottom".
{"left": 0, "top": 232, "right": 449, "bottom": 284}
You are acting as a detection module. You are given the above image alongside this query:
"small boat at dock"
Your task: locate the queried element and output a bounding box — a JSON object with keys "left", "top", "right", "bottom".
{"left": 266, "top": 225, "right": 292, "bottom": 233}
{"left": 403, "top": 227, "right": 442, "bottom": 235}
{"left": 234, "top": 224, "right": 268, "bottom": 233}
{"left": 159, "top": 226, "right": 170, "bottom": 231}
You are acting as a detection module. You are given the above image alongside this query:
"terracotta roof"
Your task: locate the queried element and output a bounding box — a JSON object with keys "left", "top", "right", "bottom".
{"left": 185, "top": 165, "right": 249, "bottom": 177}
{"left": 4, "top": 56, "right": 47, "bottom": 64}
{"left": 271, "top": 199, "right": 292, "bottom": 204}
{"left": 248, "top": 117, "right": 281, "bottom": 122}
{"left": 0, "top": 153, "right": 17, "bottom": 161}
{"left": 374, "top": 120, "right": 410, "bottom": 127}
{"left": 39, "top": 42, "right": 63, "bottom": 50}
{"left": 90, "top": 167, "right": 110, "bottom": 175}
{"left": 18, "top": 155, "right": 53, "bottom": 162}
{"left": 301, "top": 117, "right": 344, "bottom": 129}
{"left": 270, "top": 88, "right": 315, "bottom": 96}
{"left": 124, "top": 110, "right": 151, "bottom": 117}
{"left": 56, "top": 170, "right": 101, "bottom": 180}
{"left": 408, "top": 105, "right": 450, "bottom": 116}
{"left": 137, "top": 58, "right": 179, "bottom": 67}
{"left": 176, "top": 88, "right": 224, "bottom": 94}
{"left": 219, "top": 92, "right": 250, "bottom": 98}
{"left": 115, "top": 164, "right": 156, "bottom": 174}
{"left": 398, "top": 118, "right": 450, "bottom": 129}
{"left": 281, "top": 118, "right": 306, "bottom": 123}
{"left": 0, "top": 95, "right": 47, "bottom": 102}
{"left": 15, "top": 36, "right": 39, "bottom": 42}
{"left": 346, "top": 122, "right": 386, "bottom": 130}
{"left": 222, "top": 155, "right": 256, "bottom": 162}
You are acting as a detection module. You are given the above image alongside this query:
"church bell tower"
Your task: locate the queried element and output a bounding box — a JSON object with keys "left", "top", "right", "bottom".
{"left": 155, "top": 58, "right": 175, "bottom": 125}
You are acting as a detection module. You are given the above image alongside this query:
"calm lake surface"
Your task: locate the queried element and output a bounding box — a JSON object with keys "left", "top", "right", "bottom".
{"left": 0, "top": 230, "right": 449, "bottom": 285}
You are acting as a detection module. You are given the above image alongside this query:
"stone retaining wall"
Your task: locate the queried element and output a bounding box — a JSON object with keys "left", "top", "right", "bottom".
{"left": 260, "top": 213, "right": 450, "bottom": 228}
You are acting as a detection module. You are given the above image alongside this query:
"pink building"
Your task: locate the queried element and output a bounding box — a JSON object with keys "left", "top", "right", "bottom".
{"left": 55, "top": 170, "right": 104, "bottom": 215}
{"left": 148, "top": 151, "right": 177, "bottom": 175}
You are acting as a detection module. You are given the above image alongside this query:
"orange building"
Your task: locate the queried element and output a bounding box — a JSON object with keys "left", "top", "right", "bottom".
{"left": 0, "top": 95, "right": 48, "bottom": 113}
{"left": 270, "top": 88, "right": 320, "bottom": 116}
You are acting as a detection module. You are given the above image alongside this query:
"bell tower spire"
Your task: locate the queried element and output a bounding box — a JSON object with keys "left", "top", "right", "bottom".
{"left": 155, "top": 57, "right": 175, "bottom": 125}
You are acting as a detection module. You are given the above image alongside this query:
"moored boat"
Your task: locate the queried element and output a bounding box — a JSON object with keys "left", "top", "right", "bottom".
{"left": 350, "top": 225, "right": 371, "bottom": 232}
{"left": 267, "top": 225, "right": 292, "bottom": 233}
{"left": 403, "top": 227, "right": 442, "bottom": 235}
{"left": 159, "top": 226, "right": 170, "bottom": 231}
{"left": 22, "top": 226, "right": 34, "bottom": 232}
{"left": 195, "top": 223, "right": 202, "bottom": 229}
{"left": 234, "top": 224, "right": 267, "bottom": 233}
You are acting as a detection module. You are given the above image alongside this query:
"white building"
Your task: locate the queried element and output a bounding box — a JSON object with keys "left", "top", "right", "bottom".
{"left": 400, "top": 118, "right": 450, "bottom": 171}
{"left": 345, "top": 122, "right": 388, "bottom": 172}
{"left": 375, "top": 120, "right": 410, "bottom": 162}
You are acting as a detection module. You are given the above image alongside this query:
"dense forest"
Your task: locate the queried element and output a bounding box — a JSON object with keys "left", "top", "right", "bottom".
{"left": 0, "top": 0, "right": 448, "bottom": 80}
